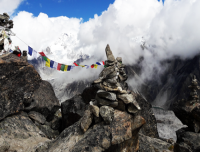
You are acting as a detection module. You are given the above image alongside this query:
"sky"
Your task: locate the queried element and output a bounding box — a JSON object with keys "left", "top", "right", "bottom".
{"left": 1, "top": 0, "right": 200, "bottom": 94}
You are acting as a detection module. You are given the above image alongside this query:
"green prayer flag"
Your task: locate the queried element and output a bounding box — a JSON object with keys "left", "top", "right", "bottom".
{"left": 43, "top": 56, "right": 47, "bottom": 61}
{"left": 60, "top": 64, "right": 65, "bottom": 71}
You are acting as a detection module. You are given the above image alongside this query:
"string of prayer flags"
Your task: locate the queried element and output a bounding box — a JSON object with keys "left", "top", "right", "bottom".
{"left": 27, "top": 46, "right": 105, "bottom": 72}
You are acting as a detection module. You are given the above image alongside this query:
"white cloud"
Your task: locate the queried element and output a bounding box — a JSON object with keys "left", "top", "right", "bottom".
{"left": 9, "top": 0, "right": 200, "bottom": 88}
{"left": 0, "top": 0, "right": 24, "bottom": 15}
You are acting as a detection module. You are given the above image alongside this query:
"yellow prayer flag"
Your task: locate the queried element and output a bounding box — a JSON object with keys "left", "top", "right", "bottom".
{"left": 64, "top": 65, "right": 68, "bottom": 71}
{"left": 94, "top": 64, "right": 98, "bottom": 69}
{"left": 80, "top": 65, "right": 85, "bottom": 68}
{"left": 45, "top": 58, "right": 50, "bottom": 67}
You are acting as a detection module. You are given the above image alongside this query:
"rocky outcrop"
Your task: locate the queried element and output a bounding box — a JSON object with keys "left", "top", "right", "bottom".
{"left": 0, "top": 111, "right": 50, "bottom": 152}
{"left": 0, "top": 54, "right": 60, "bottom": 121}
{"left": 174, "top": 128, "right": 200, "bottom": 152}
{"left": 0, "top": 54, "right": 61, "bottom": 151}
{"left": 36, "top": 109, "right": 145, "bottom": 152}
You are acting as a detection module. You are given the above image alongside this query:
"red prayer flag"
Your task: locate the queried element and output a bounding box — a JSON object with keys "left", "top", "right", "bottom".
{"left": 57, "top": 63, "right": 62, "bottom": 70}
{"left": 102, "top": 61, "right": 105, "bottom": 65}
{"left": 91, "top": 64, "right": 94, "bottom": 68}
{"left": 39, "top": 52, "right": 46, "bottom": 56}
{"left": 73, "top": 63, "right": 79, "bottom": 66}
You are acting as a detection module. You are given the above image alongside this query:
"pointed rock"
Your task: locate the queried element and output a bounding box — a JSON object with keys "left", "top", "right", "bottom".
{"left": 105, "top": 44, "right": 115, "bottom": 62}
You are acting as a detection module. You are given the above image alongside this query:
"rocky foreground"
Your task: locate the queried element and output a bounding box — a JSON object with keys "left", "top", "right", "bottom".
{"left": 0, "top": 51, "right": 175, "bottom": 152}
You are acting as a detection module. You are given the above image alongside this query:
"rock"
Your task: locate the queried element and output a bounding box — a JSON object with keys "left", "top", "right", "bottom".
{"left": 152, "top": 108, "right": 187, "bottom": 141}
{"left": 89, "top": 104, "right": 99, "bottom": 117}
{"left": 44, "top": 109, "right": 145, "bottom": 152}
{"left": 133, "top": 91, "right": 159, "bottom": 138}
{"left": 27, "top": 80, "right": 60, "bottom": 119}
{"left": 97, "top": 90, "right": 116, "bottom": 101}
{"left": 35, "top": 122, "right": 59, "bottom": 139}
{"left": 0, "top": 138, "right": 10, "bottom": 152}
{"left": 115, "top": 98, "right": 126, "bottom": 111}
{"left": 96, "top": 95, "right": 118, "bottom": 107}
{"left": 61, "top": 95, "right": 87, "bottom": 129}
{"left": 0, "top": 54, "right": 60, "bottom": 121}
{"left": 127, "top": 103, "right": 139, "bottom": 114}
{"left": 28, "top": 111, "right": 46, "bottom": 124}
{"left": 81, "top": 85, "right": 99, "bottom": 104}
{"left": 50, "top": 115, "right": 62, "bottom": 131}
{"left": 80, "top": 110, "right": 93, "bottom": 132}
{"left": 0, "top": 112, "right": 50, "bottom": 152}
{"left": 139, "top": 133, "right": 173, "bottom": 152}
{"left": 100, "top": 106, "right": 114, "bottom": 124}
{"left": 105, "top": 44, "right": 115, "bottom": 62}
{"left": 174, "top": 128, "right": 200, "bottom": 152}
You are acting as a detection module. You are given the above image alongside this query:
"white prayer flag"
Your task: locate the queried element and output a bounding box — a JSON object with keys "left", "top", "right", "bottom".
{"left": 33, "top": 50, "right": 37, "bottom": 59}
{"left": 53, "top": 61, "right": 58, "bottom": 69}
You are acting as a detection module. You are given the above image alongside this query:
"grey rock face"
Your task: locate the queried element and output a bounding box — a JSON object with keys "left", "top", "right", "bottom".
{"left": 99, "top": 106, "right": 114, "bottom": 124}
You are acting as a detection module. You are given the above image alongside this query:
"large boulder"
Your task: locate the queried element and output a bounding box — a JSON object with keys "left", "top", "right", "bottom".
{"left": 0, "top": 111, "right": 50, "bottom": 152}
{"left": 61, "top": 95, "right": 87, "bottom": 129}
{"left": 0, "top": 54, "right": 60, "bottom": 121}
{"left": 174, "top": 128, "right": 200, "bottom": 152}
{"left": 139, "top": 133, "right": 173, "bottom": 152}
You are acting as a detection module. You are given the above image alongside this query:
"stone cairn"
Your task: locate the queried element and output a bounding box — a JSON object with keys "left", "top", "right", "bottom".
{"left": 188, "top": 75, "right": 200, "bottom": 105}
{"left": 80, "top": 44, "right": 141, "bottom": 132}
{"left": 0, "top": 13, "right": 13, "bottom": 29}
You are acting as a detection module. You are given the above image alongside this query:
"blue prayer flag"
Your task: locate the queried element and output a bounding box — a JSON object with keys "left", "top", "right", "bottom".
{"left": 28, "top": 46, "right": 33, "bottom": 56}
{"left": 50, "top": 60, "right": 54, "bottom": 68}
{"left": 67, "top": 65, "right": 71, "bottom": 71}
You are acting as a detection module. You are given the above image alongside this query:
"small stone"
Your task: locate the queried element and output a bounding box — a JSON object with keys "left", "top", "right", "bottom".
{"left": 28, "top": 111, "right": 46, "bottom": 125}
{"left": 97, "top": 90, "right": 116, "bottom": 101}
{"left": 89, "top": 105, "right": 100, "bottom": 117}
{"left": 80, "top": 110, "right": 93, "bottom": 132}
{"left": 99, "top": 106, "right": 114, "bottom": 124}
{"left": 96, "top": 95, "right": 118, "bottom": 108}
{"left": 117, "top": 93, "right": 135, "bottom": 104}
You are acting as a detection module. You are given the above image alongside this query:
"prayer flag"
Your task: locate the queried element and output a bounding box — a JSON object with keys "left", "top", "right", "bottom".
{"left": 50, "top": 60, "right": 54, "bottom": 68}
{"left": 80, "top": 65, "right": 85, "bottom": 68}
{"left": 39, "top": 52, "right": 46, "bottom": 56}
{"left": 9, "top": 49, "right": 13, "bottom": 53}
{"left": 28, "top": 46, "right": 33, "bottom": 56}
{"left": 96, "top": 61, "right": 105, "bottom": 65}
{"left": 64, "top": 65, "right": 68, "bottom": 71}
{"left": 42, "top": 56, "right": 47, "bottom": 61}
{"left": 33, "top": 50, "right": 37, "bottom": 59}
{"left": 67, "top": 65, "right": 72, "bottom": 71}
{"left": 53, "top": 61, "right": 58, "bottom": 69}
{"left": 73, "top": 63, "right": 79, "bottom": 66}
{"left": 45, "top": 58, "right": 50, "bottom": 67}
{"left": 102, "top": 61, "right": 105, "bottom": 65}
{"left": 91, "top": 64, "right": 94, "bottom": 68}
{"left": 71, "top": 65, "right": 75, "bottom": 70}
{"left": 85, "top": 65, "right": 89, "bottom": 69}
{"left": 57, "top": 63, "right": 62, "bottom": 70}
{"left": 94, "top": 64, "right": 98, "bottom": 69}
{"left": 60, "top": 64, "right": 65, "bottom": 71}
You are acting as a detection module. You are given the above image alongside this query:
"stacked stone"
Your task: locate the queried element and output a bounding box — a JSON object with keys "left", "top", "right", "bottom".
{"left": 80, "top": 45, "right": 141, "bottom": 132}
{"left": 0, "top": 13, "right": 13, "bottom": 29}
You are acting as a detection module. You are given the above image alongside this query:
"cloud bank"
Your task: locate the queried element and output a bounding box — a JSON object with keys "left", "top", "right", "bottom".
{"left": 6, "top": 0, "right": 200, "bottom": 92}
{"left": 0, "top": 0, "right": 24, "bottom": 15}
